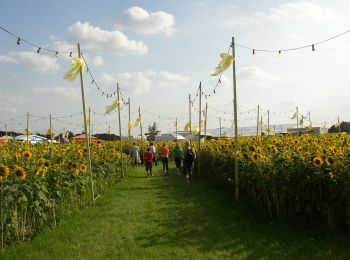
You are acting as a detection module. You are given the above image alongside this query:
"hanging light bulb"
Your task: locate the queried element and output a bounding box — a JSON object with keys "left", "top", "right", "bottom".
{"left": 37, "top": 47, "right": 41, "bottom": 53}
{"left": 312, "top": 44, "right": 315, "bottom": 51}
{"left": 69, "top": 52, "right": 72, "bottom": 57}
{"left": 252, "top": 49, "right": 255, "bottom": 55}
{"left": 278, "top": 50, "right": 281, "bottom": 56}
{"left": 17, "top": 37, "right": 21, "bottom": 45}
{"left": 55, "top": 51, "right": 58, "bottom": 57}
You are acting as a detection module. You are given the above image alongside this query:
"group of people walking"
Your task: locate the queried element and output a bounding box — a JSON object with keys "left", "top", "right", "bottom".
{"left": 130, "top": 140, "right": 196, "bottom": 185}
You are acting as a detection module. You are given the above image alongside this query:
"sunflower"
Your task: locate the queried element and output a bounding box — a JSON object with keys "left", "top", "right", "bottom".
{"left": 14, "top": 166, "right": 27, "bottom": 180}
{"left": 313, "top": 157, "right": 323, "bottom": 167}
{"left": 23, "top": 150, "right": 32, "bottom": 159}
{"left": 79, "top": 164, "right": 88, "bottom": 173}
{"left": 251, "top": 153, "right": 260, "bottom": 161}
{"left": 329, "top": 171, "right": 334, "bottom": 179}
{"left": 294, "top": 139, "right": 300, "bottom": 145}
{"left": 71, "top": 162, "right": 79, "bottom": 170}
{"left": 325, "top": 157, "right": 334, "bottom": 166}
{"left": 0, "top": 164, "right": 10, "bottom": 181}
{"left": 43, "top": 160, "right": 51, "bottom": 168}
{"left": 249, "top": 145, "right": 256, "bottom": 152}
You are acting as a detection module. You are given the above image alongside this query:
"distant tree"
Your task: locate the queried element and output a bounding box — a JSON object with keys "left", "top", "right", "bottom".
{"left": 93, "top": 133, "right": 119, "bottom": 141}
{"left": 145, "top": 122, "right": 160, "bottom": 141}
{"left": 328, "top": 121, "right": 350, "bottom": 133}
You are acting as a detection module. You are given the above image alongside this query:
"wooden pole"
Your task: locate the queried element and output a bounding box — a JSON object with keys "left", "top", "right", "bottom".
{"left": 117, "top": 84, "right": 125, "bottom": 177}
{"left": 204, "top": 102, "right": 208, "bottom": 141}
{"left": 49, "top": 114, "right": 53, "bottom": 144}
{"left": 198, "top": 82, "right": 202, "bottom": 178}
{"left": 219, "top": 117, "right": 222, "bottom": 137}
{"left": 256, "top": 105, "right": 259, "bottom": 136}
{"left": 26, "top": 112, "right": 29, "bottom": 143}
{"left": 128, "top": 97, "right": 131, "bottom": 142}
{"left": 139, "top": 107, "right": 144, "bottom": 163}
{"left": 267, "top": 110, "right": 270, "bottom": 136}
{"left": 189, "top": 94, "right": 192, "bottom": 134}
{"left": 88, "top": 107, "right": 91, "bottom": 142}
{"left": 232, "top": 36, "right": 239, "bottom": 202}
{"left": 77, "top": 43, "right": 94, "bottom": 205}
{"left": 175, "top": 118, "right": 178, "bottom": 140}
{"left": 260, "top": 116, "right": 263, "bottom": 134}
{"left": 5, "top": 123, "right": 7, "bottom": 136}
{"left": 296, "top": 106, "right": 299, "bottom": 129}
{"left": 338, "top": 116, "right": 341, "bottom": 133}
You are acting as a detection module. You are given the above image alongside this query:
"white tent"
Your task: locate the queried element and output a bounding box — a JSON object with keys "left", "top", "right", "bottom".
{"left": 15, "top": 134, "right": 48, "bottom": 144}
{"left": 155, "top": 133, "right": 185, "bottom": 141}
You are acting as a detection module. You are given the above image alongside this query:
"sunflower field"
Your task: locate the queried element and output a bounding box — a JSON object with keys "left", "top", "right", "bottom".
{"left": 198, "top": 134, "right": 350, "bottom": 232}
{"left": 0, "top": 141, "right": 129, "bottom": 248}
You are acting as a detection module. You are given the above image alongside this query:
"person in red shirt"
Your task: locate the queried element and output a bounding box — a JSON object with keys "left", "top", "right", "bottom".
{"left": 145, "top": 147, "right": 154, "bottom": 177}
{"left": 161, "top": 143, "right": 170, "bottom": 175}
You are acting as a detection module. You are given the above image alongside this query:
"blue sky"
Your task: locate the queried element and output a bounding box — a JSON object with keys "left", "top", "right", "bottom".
{"left": 1, "top": 0, "right": 350, "bottom": 136}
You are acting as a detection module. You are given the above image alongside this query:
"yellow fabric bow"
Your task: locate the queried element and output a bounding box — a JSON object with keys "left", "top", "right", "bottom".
{"left": 64, "top": 58, "right": 85, "bottom": 81}
{"left": 105, "top": 100, "right": 121, "bottom": 115}
{"left": 184, "top": 121, "right": 190, "bottom": 131}
{"left": 24, "top": 128, "right": 31, "bottom": 135}
{"left": 185, "top": 126, "right": 199, "bottom": 140}
{"left": 291, "top": 112, "right": 298, "bottom": 119}
{"left": 128, "top": 121, "right": 133, "bottom": 130}
{"left": 47, "top": 128, "right": 54, "bottom": 135}
{"left": 135, "top": 117, "right": 142, "bottom": 127}
{"left": 211, "top": 53, "right": 234, "bottom": 76}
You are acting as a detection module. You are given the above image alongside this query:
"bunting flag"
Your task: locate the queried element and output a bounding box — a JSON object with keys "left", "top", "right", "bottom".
{"left": 135, "top": 117, "right": 142, "bottom": 127}
{"left": 211, "top": 53, "right": 234, "bottom": 76}
{"left": 128, "top": 121, "right": 133, "bottom": 130}
{"left": 291, "top": 112, "right": 298, "bottom": 119}
{"left": 258, "top": 119, "right": 263, "bottom": 126}
{"left": 299, "top": 118, "right": 304, "bottom": 126}
{"left": 63, "top": 58, "right": 85, "bottom": 81}
{"left": 184, "top": 121, "right": 190, "bottom": 131}
{"left": 266, "top": 127, "right": 273, "bottom": 133}
{"left": 185, "top": 126, "right": 199, "bottom": 140}
{"left": 47, "top": 127, "right": 54, "bottom": 136}
{"left": 24, "top": 128, "right": 31, "bottom": 135}
{"left": 105, "top": 99, "right": 121, "bottom": 115}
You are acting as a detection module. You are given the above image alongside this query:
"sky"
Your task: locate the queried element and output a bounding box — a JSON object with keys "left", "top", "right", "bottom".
{"left": 0, "top": 0, "right": 350, "bottom": 137}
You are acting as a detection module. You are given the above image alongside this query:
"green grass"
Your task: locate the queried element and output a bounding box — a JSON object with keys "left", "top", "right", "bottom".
{"left": 1, "top": 162, "right": 350, "bottom": 259}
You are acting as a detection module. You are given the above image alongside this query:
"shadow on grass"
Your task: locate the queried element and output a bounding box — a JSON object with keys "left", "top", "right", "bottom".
{"left": 135, "top": 168, "right": 350, "bottom": 259}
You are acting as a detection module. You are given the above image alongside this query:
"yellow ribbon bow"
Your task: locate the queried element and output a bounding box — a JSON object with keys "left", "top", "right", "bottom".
{"left": 135, "top": 117, "right": 142, "bottom": 127}
{"left": 47, "top": 128, "right": 54, "bottom": 136}
{"left": 64, "top": 58, "right": 85, "bottom": 81}
{"left": 211, "top": 53, "right": 234, "bottom": 76}
{"left": 291, "top": 112, "right": 298, "bottom": 120}
{"left": 105, "top": 99, "right": 121, "bottom": 115}
{"left": 184, "top": 121, "right": 190, "bottom": 131}
{"left": 128, "top": 121, "right": 133, "bottom": 130}
{"left": 24, "top": 128, "right": 31, "bottom": 135}
{"left": 185, "top": 126, "right": 199, "bottom": 140}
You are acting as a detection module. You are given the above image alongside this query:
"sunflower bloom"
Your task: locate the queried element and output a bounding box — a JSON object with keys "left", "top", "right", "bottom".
{"left": 14, "top": 166, "right": 27, "bottom": 180}
{"left": 0, "top": 164, "right": 10, "bottom": 181}
{"left": 79, "top": 164, "right": 88, "bottom": 173}
{"left": 23, "top": 150, "right": 32, "bottom": 159}
{"left": 325, "top": 157, "right": 334, "bottom": 166}
{"left": 313, "top": 157, "right": 323, "bottom": 167}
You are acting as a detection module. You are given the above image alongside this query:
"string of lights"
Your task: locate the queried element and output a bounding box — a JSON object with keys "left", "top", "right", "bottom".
{"left": 0, "top": 25, "right": 75, "bottom": 56}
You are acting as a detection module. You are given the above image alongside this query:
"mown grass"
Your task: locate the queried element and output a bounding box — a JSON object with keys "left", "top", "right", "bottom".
{"left": 1, "top": 162, "right": 350, "bottom": 259}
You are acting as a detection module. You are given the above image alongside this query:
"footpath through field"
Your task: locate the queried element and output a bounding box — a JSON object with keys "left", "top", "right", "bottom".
{"left": 1, "top": 163, "right": 350, "bottom": 259}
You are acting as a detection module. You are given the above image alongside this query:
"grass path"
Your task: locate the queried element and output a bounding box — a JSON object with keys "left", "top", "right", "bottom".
{"left": 1, "top": 163, "right": 350, "bottom": 259}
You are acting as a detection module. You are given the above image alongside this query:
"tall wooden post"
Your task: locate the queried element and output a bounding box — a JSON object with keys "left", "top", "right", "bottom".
{"left": 117, "top": 84, "right": 125, "bottom": 177}
{"left": 128, "top": 97, "right": 131, "bottom": 142}
{"left": 26, "top": 112, "right": 29, "bottom": 143}
{"left": 189, "top": 94, "right": 192, "bottom": 134}
{"left": 338, "top": 116, "right": 341, "bottom": 133}
{"left": 88, "top": 107, "right": 91, "bottom": 141}
{"left": 296, "top": 106, "right": 299, "bottom": 129}
{"left": 139, "top": 107, "right": 144, "bottom": 162}
{"left": 232, "top": 37, "right": 239, "bottom": 202}
{"left": 77, "top": 43, "right": 94, "bottom": 205}
{"left": 267, "top": 110, "right": 270, "bottom": 136}
{"left": 198, "top": 82, "right": 202, "bottom": 177}
{"left": 49, "top": 114, "right": 53, "bottom": 144}
{"left": 256, "top": 105, "right": 259, "bottom": 136}
{"left": 219, "top": 117, "right": 222, "bottom": 137}
{"left": 175, "top": 118, "right": 178, "bottom": 140}
{"left": 5, "top": 123, "right": 7, "bottom": 136}
{"left": 204, "top": 102, "right": 208, "bottom": 141}
{"left": 260, "top": 116, "right": 263, "bottom": 134}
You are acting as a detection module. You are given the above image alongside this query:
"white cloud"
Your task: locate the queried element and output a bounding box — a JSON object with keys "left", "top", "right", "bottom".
{"left": 238, "top": 66, "right": 278, "bottom": 85}
{"left": 0, "top": 92, "right": 18, "bottom": 113}
{"left": 158, "top": 71, "right": 190, "bottom": 88}
{"left": 33, "top": 86, "right": 80, "bottom": 99}
{"left": 101, "top": 71, "right": 154, "bottom": 94}
{"left": 66, "top": 21, "right": 148, "bottom": 55}
{"left": 92, "top": 55, "right": 104, "bottom": 66}
{"left": 226, "top": 2, "right": 335, "bottom": 27}
{"left": 0, "top": 52, "right": 60, "bottom": 73}
{"left": 118, "top": 7, "right": 174, "bottom": 35}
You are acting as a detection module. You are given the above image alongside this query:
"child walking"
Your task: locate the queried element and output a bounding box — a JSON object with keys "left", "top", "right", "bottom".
{"left": 145, "top": 147, "right": 154, "bottom": 177}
